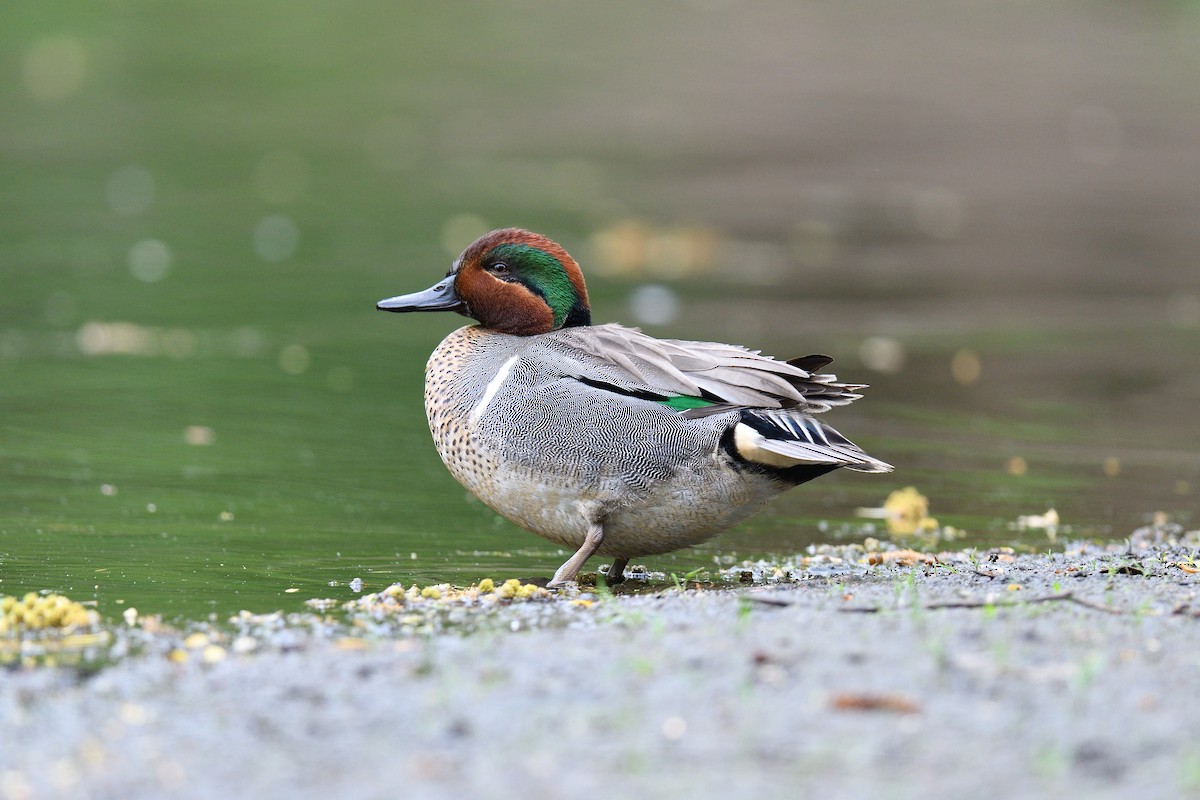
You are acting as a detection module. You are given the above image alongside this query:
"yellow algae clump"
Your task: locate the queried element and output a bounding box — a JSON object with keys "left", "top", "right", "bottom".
{"left": 1, "top": 592, "right": 99, "bottom": 632}
{"left": 951, "top": 348, "right": 982, "bottom": 385}
{"left": 496, "top": 578, "right": 523, "bottom": 600}
{"left": 883, "top": 487, "right": 938, "bottom": 536}
{"left": 492, "top": 579, "right": 545, "bottom": 601}
{"left": 183, "top": 632, "right": 210, "bottom": 650}
{"left": 201, "top": 645, "right": 227, "bottom": 664}
{"left": 341, "top": 577, "right": 550, "bottom": 621}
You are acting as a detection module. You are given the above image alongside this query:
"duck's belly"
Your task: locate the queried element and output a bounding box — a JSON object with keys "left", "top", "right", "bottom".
{"left": 439, "top": 444, "right": 783, "bottom": 558}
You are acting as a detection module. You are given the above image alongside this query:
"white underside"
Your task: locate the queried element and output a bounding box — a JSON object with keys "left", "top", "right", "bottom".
{"left": 468, "top": 459, "right": 780, "bottom": 558}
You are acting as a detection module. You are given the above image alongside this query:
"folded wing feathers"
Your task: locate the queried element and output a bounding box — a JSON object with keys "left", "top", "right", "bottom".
{"left": 788, "top": 354, "right": 834, "bottom": 372}
{"left": 561, "top": 324, "right": 867, "bottom": 413}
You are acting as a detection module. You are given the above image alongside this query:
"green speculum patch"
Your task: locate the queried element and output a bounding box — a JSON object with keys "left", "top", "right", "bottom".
{"left": 658, "top": 395, "right": 717, "bottom": 412}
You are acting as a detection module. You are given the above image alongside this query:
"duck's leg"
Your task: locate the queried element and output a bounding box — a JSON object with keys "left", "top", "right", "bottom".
{"left": 548, "top": 513, "right": 606, "bottom": 588}
{"left": 603, "top": 558, "right": 629, "bottom": 585}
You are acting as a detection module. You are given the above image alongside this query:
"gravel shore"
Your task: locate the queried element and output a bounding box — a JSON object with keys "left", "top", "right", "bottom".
{"left": 3, "top": 534, "right": 1199, "bottom": 800}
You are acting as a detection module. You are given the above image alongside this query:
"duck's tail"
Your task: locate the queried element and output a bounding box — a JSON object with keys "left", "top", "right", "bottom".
{"left": 730, "top": 408, "right": 893, "bottom": 475}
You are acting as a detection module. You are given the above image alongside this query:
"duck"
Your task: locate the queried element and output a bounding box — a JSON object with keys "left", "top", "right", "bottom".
{"left": 377, "top": 228, "right": 892, "bottom": 587}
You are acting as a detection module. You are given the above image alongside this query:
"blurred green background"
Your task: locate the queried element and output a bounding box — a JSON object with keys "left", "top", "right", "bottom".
{"left": 3, "top": 1, "right": 1198, "bottom": 619}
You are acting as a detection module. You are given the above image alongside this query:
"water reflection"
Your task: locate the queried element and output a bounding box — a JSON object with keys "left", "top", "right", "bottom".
{"left": 858, "top": 336, "right": 905, "bottom": 374}
{"left": 71, "top": 322, "right": 208, "bottom": 358}
{"left": 105, "top": 165, "right": 156, "bottom": 217}
{"left": 627, "top": 284, "right": 680, "bottom": 326}
{"left": 253, "top": 215, "right": 300, "bottom": 262}
{"left": 0, "top": 323, "right": 274, "bottom": 361}
{"left": 128, "top": 239, "right": 172, "bottom": 283}
{"left": 277, "top": 343, "right": 310, "bottom": 374}
{"left": 22, "top": 35, "right": 86, "bottom": 103}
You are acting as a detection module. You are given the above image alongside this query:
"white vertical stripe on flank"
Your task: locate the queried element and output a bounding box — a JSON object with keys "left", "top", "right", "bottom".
{"left": 469, "top": 354, "right": 520, "bottom": 425}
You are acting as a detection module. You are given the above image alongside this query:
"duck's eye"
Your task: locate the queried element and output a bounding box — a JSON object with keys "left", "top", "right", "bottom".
{"left": 488, "top": 262, "right": 509, "bottom": 275}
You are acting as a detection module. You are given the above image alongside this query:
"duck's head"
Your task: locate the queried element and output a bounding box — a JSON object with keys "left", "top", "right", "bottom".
{"left": 377, "top": 228, "right": 591, "bottom": 336}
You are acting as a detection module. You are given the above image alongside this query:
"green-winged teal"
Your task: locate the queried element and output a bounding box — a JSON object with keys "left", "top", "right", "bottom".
{"left": 378, "top": 228, "right": 891, "bottom": 586}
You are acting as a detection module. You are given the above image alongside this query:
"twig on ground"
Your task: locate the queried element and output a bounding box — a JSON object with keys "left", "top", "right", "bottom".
{"left": 744, "top": 595, "right": 792, "bottom": 607}
{"left": 838, "top": 591, "right": 1128, "bottom": 615}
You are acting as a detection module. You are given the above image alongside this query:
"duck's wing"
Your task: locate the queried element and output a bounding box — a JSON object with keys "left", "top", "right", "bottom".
{"left": 545, "top": 324, "right": 866, "bottom": 413}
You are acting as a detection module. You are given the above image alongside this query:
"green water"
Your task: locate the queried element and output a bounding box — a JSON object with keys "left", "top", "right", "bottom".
{"left": 4, "top": 2, "right": 1198, "bottom": 620}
